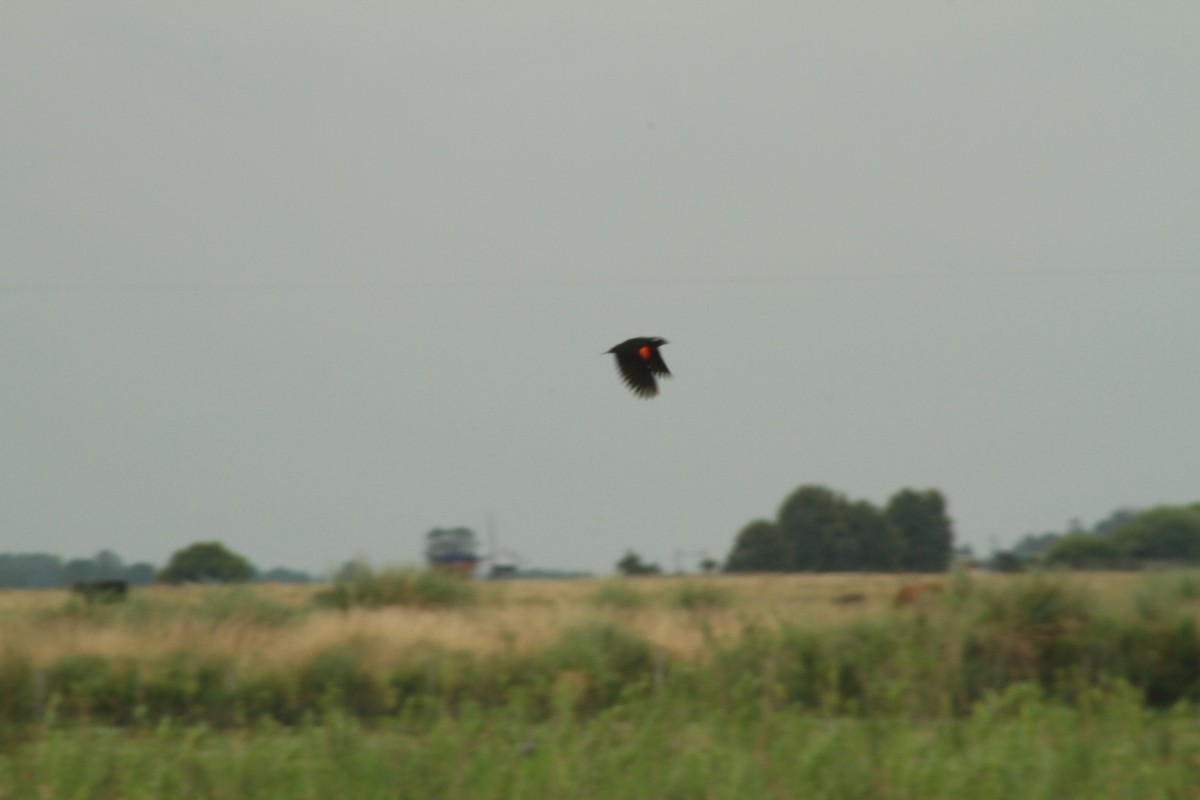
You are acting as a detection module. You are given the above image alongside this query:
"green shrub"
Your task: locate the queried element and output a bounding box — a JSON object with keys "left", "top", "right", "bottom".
{"left": 545, "top": 623, "right": 654, "bottom": 712}
{"left": 141, "top": 652, "right": 237, "bottom": 724}
{"left": 314, "top": 565, "right": 476, "bottom": 610}
{"left": 961, "top": 577, "right": 1097, "bottom": 700}
{"left": 709, "top": 624, "right": 828, "bottom": 712}
{"left": 15, "top": 574, "right": 1200, "bottom": 729}
{"left": 45, "top": 654, "right": 138, "bottom": 723}
{"left": 234, "top": 668, "right": 301, "bottom": 726}
{"left": 1116, "top": 617, "right": 1200, "bottom": 707}
{"left": 0, "top": 652, "right": 36, "bottom": 727}
{"left": 976, "top": 576, "right": 1093, "bottom": 634}
{"left": 299, "top": 647, "right": 386, "bottom": 720}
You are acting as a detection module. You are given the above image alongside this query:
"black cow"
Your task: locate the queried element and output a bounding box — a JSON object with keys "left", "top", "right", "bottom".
{"left": 71, "top": 579, "right": 129, "bottom": 604}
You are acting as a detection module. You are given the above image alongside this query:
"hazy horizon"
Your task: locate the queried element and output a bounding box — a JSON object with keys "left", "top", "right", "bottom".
{"left": 3, "top": 3, "right": 1198, "bottom": 576}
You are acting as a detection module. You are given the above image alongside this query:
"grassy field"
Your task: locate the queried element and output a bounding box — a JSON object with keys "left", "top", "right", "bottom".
{"left": 2, "top": 570, "right": 1200, "bottom": 798}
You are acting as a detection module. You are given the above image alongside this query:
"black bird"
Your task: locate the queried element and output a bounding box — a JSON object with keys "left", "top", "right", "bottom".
{"left": 606, "top": 337, "right": 670, "bottom": 398}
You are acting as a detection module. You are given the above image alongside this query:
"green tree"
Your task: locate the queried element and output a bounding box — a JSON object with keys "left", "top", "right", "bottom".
{"left": 885, "top": 488, "right": 955, "bottom": 571}
{"left": 92, "top": 549, "right": 125, "bottom": 579}
{"left": 1113, "top": 506, "right": 1200, "bottom": 563}
{"left": 990, "top": 550, "right": 1025, "bottom": 573}
{"left": 1009, "top": 532, "right": 1062, "bottom": 561}
{"left": 778, "top": 485, "right": 853, "bottom": 571}
{"left": 63, "top": 558, "right": 96, "bottom": 585}
{"left": 777, "top": 485, "right": 902, "bottom": 572}
{"left": 0, "top": 553, "right": 63, "bottom": 588}
{"left": 124, "top": 562, "right": 157, "bottom": 586}
{"left": 1092, "top": 507, "right": 1139, "bottom": 536}
{"left": 258, "top": 566, "right": 313, "bottom": 584}
{"left": 616, "top": 550, "right": 661, "bottom": 576}
{"left": 724, "top": 484, "right": 955, "bottom": 573}
{"left": 847, "top": 499, "right": 903, "bottom": 571}
{"left": 724, "top": 519, "right": 788, "bottom": 572}
{"left": 63, "top": 550, "right": 130, "bottom": 585}
{"left": 159, "top": 541, "right": 255, "bottom": 584}
{"left": 1044, "top": 532, "right": 1125, "bottom": 568}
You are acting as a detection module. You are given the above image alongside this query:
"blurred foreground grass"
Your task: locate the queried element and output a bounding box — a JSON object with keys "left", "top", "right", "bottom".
{"left": 2, "top": 570, "right": 1200, "bottom": 797}
{"left": 3, "top": 683, "right": 1198, "bottom": 799}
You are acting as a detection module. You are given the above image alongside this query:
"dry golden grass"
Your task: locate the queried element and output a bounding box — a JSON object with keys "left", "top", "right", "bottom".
{"left": 0, "top": 571, "right": 1163, "bottom": 673}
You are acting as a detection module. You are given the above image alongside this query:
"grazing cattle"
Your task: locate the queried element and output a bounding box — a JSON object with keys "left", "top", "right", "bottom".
{"left": 832, "top": 592, "right": 866, "bottom": 606}
{"left": 893, "top": 582, "right": 942, "bottom": 608}
{"left": 71, "top": 579, "right": 129, "bottom": 604}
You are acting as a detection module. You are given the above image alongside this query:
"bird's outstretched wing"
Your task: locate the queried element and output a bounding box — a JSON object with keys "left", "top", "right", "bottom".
{"left": 613, "top": 349, "right": 658, "bottom": 398}
{"left": 645, "top": 347, "right": 671, "bottom": 377}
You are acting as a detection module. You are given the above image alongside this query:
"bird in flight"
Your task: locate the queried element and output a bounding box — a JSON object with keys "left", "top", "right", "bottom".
{"left": 606, "top": 337, "right": 670, "bottom": 398}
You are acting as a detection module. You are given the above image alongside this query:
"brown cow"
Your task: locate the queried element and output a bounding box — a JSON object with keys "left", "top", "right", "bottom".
{"left": 893, "top": 581, "right": 942, "bottom": 607}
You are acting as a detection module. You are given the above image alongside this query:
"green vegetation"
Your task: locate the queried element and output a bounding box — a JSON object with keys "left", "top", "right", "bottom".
{"left": 1043, "top": 504, "right": 1200, "bottom": 569}
{"left": 0, "top": 550, "right": 156, "bottom": 589}
{"left": 615, "top": 550, "right": 662, "bottom": 576}
{"left": 159, "top": 541, "right": 256, "bottom": 584}
{"left": 725, "top": 484, "right": 955, "bottom": 572}
{"left": 1, "top": 572, "right": 1200, "bottom": 796}
{"left": 887, "top": 488, "right": 955, "bottom": 571}
{"left": 314, "top": 563, "right": 476, "bottom": 610}
{"left": 3, "top": 684, "right": 1200, "bottom": 799}
{"left": 0, "top": 544, "right": 315, "bottom": 590}
{"left": 1, "top": 573, "right": 1200, "bottom": 727}
{"left": 995, "top": 503, "right": 1200, "bottom": 571}
{"left": 1042, "top": 532, "right": 1125, "bottom": 569}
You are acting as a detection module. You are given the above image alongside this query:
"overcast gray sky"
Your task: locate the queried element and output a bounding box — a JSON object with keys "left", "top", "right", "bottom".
{"left": 3, "top": 3, "right": 1198, "bottom": 576}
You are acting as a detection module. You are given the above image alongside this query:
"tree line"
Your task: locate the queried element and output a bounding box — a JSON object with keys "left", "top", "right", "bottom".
{"left": 0, "top": 550, "right": 156, "bottom": 589}
{"left": 996, "top": 503, "right": 1200, "bottom": 570}
{"left": 14, "top": 497, "right": 1199, "bottom": 588}
{"left": 723, "top": 484, "right": 955, "bottom": 573}
{"left": 0, "top": 545, "right": 313, "bottom": 589}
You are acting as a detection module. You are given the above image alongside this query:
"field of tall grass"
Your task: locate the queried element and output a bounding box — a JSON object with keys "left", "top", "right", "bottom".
{"left": 3, "top": 569, "right": 1200, "bottom": 797}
